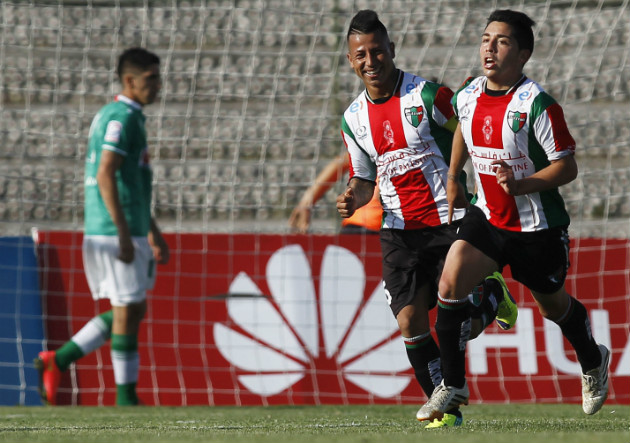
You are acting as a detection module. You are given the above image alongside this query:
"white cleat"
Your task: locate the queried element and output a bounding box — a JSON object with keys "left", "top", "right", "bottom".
{"left": 416, "top": 380, "right": 469, "bottom": 422}
{"left": 581, "top": 343, "right": 610, "bottom": 415}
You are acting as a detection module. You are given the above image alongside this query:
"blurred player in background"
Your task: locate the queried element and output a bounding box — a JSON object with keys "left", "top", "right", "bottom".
{"left": 35, "top": 47, "right": 169, "bottom": 406}
{"left": 335, "top": 10, "right": 518, "bottom": 428}
{"left": 289, "top": 152, "right": 382, "bottom": 234}
{"left": 417, "top": 9, "right": 610, "bottom": 421}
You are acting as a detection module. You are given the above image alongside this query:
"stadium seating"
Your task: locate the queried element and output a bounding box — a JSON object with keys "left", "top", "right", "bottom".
{"left": 0, "top": 2, "right": 628, "bottom": 233}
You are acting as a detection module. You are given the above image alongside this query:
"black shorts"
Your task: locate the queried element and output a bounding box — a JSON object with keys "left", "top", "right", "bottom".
{"left": 379, "top": 224, "right": 459, "bottom": 317}
{"left": 457, "top": 205, "right": 570, "bottom": 294}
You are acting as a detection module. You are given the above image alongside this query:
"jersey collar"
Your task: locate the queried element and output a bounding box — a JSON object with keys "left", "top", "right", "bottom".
{"left": 115, "top": 94, "right": 143, "bottom": 111}
{"left": 483, "top": 75, "right": 527, "bottom": 97}
{"left": 365, "top": 69, "right": 403, "bottom": 105}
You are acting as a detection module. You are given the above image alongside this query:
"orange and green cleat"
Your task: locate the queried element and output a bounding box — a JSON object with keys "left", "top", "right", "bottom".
{"left": 34, "top": 351, "right": 61, "bottom": 405}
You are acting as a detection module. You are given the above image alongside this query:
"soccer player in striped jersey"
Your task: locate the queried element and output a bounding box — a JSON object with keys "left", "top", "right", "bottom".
{"left": 336, "top": 10, "right": 518, "bottom": 428}
{"left": 417, "top": 9, "right": 610, "bottom": 421}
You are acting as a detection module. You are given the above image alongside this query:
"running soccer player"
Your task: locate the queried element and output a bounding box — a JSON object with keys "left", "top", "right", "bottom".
{"left": 417, "top": 9, "right": 609, "bottom": 421}
{"left": 35, "top": 47, "right": 169, "bottom": 406}
{"left": 336, "top": 10, "right": 518, "bottom": 428}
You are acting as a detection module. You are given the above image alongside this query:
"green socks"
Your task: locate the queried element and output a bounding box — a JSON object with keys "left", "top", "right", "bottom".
{"left": 55, "top": 310, "right": 114, "bottom": 371}
{"left": 111, "top": 333, "right": 140, "bottom": 406}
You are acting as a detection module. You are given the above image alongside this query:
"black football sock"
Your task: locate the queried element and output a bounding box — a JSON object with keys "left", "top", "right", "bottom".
{"left": 556, "top": 295, "right": 601, "bottom": 372}
{"left": 403, "top": 332, "right": 441, "bottom": 398}
{"left": 435, "top": 296, "right": 471, "bottom": 388}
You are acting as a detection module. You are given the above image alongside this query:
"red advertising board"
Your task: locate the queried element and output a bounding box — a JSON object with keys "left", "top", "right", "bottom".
{"left": 36, "top": 231, "right": 630, "bottom": 406}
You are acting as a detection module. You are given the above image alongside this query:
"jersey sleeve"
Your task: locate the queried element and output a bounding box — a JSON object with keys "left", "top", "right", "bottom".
{"left": 100, "top": 110, "right": 133, "bottom": 157}
{"left": 530, "top": 93, "right": 576, "bottom": 161}
{"left": 340, "top": 116, "right": 377, "bottom": 182}
{"left": 452, "top": 77, "right": 475, "bottom": 119}
{"left": 432, "top": 85, "right": 455, "bottom": 126}
{"left": 420, "top": 81, "right": 455, "bottom": 128}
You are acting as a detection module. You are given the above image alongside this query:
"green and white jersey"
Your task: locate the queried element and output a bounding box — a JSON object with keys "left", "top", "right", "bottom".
{"left": 84, "top": 94, "right": 152, "bottom": 236}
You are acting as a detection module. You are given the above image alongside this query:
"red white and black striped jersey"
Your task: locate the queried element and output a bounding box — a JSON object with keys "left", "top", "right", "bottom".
{"left": 341, "top": 70, "right": 464, "bottom": 230}
{"left": 453, "top": 76, "right": 575, "bottom": 232}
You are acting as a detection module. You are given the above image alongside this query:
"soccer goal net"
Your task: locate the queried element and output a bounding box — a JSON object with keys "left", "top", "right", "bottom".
{"left": 1, "top": 0, "right": 628, "bottom": 407}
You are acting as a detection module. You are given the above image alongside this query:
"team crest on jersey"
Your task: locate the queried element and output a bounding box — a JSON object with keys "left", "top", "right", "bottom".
{"left": 404, "top": 105, "right": 424, "bottom": 128}
{"left": 507, "top": 111, "right": 527, "bottom": 133}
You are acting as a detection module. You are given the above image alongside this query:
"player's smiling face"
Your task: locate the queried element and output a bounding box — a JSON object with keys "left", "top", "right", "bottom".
{"left": 480, "top": 21, "right": 530, "bottom": 90}
{"left": 347, "top": 31, "right": 397, "bottom": 100}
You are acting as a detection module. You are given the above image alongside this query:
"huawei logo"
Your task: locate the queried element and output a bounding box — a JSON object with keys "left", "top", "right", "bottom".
{"left": 213, "top": 244, "right": 412, "bottom": 398}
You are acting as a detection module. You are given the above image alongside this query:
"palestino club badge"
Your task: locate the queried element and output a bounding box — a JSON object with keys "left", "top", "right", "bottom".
{"left": 404, "top": 105, "right": 424, "bottom": 128}
{"left": 508, "top": 111, "right": 527, "bottom": 133}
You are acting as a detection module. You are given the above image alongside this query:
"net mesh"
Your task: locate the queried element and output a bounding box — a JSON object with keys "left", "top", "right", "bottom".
{"left": 0, "top": 0, "right": 628, "bottom": 407}
{"left": 0, "top": 0, "right": 628, "bottom": 236}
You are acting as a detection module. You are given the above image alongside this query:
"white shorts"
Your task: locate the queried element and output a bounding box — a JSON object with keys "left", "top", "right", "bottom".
{"left": 82, "top": 235, "right": 156, "bottom": 306}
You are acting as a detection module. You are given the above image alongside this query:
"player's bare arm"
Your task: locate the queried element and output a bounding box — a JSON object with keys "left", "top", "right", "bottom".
{"left": 336, "top": 177, "right": 375, "bottom": 218}
{"left": 492, "top": 155, "right": 577, "bottom": 196}
{"left": 288, "top": 207, "right": 312, "bottom": 234}
{"left": 97, "top": 149, "right": 134, "bottom": 263}
{"left": 149, "top": 218, "right": 170, "bottom": 265}
{"left": 289, "top": 154, "right": 349, "bottom": 233}
{"left": 446, "top": 123, "right": 470, "bottom": 223}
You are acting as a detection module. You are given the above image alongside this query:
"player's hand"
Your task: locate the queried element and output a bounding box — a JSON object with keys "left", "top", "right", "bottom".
{"left": 446, "top": 175, "right": 469, "bottom": 224}
{"left": 118, "top": 234, "right": 135, "bottom": 263}
{"left": 492, "top": 160, "right": 518, "bottom": 195}
{"left": 288, "top": 206, "right": 311, "bottom": 234}
{"left": 149, "top": 231, "right": 170, "bottom": 265}
{"left": 336, "top": 187, "right": 356, "bottom": 218}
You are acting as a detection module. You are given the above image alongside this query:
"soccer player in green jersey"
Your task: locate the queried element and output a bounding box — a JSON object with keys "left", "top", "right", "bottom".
{"left": 35, "top": 47, "right": 169, "bottom": 406}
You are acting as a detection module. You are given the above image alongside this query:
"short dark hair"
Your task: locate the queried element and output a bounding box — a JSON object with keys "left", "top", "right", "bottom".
{"left": 486, "top": 9, "right": 536, "bottom": 53}
{"left": 116, "top": 47, "right": 160, "bottom": 81}
{"left": 346, "top": 9, "right": 389, "bottom": 41}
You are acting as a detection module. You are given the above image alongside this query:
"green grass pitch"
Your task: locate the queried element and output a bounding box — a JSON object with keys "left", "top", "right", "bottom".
{"left": 1, "top": 403, "right": 628, "bottom": 443}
